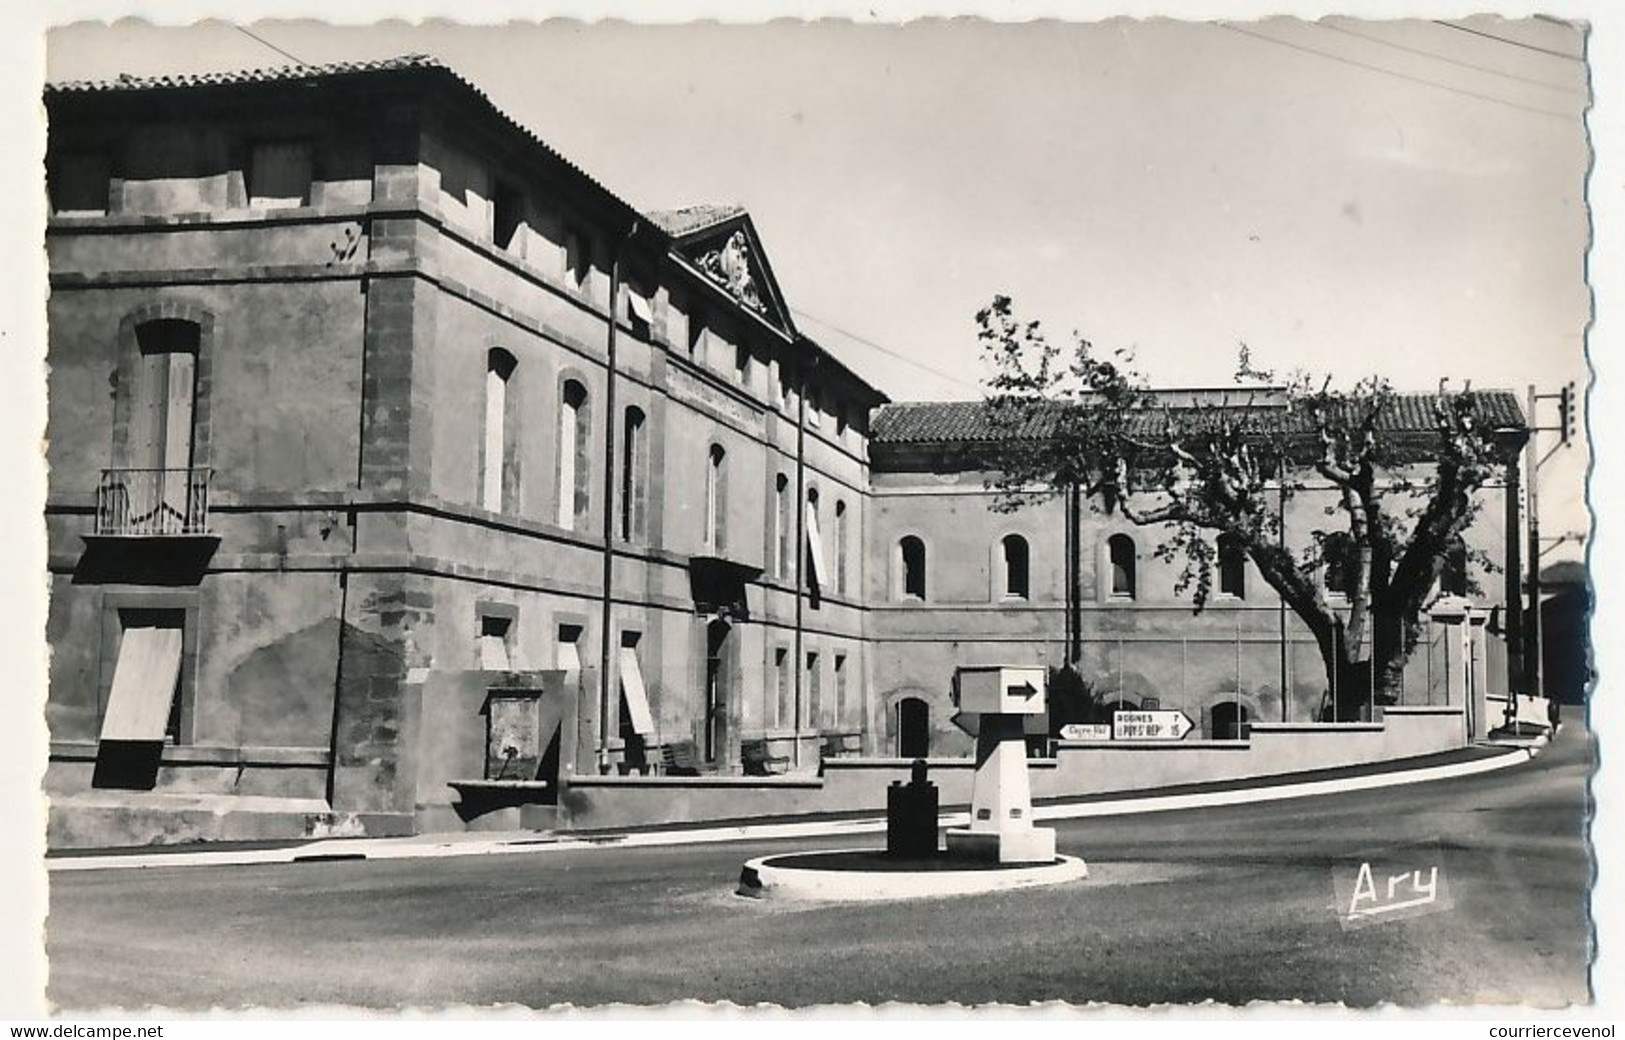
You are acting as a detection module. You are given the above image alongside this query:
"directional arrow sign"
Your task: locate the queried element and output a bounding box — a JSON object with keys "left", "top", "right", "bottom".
{"left": 953, "top": 711, "right": 1048, "bottom": 738}
{"left": 1113, "top": 709, "right": 1194, "bottom": 741}
{"left": 1006, "top": 681, "right": 1038, "bottom": 700}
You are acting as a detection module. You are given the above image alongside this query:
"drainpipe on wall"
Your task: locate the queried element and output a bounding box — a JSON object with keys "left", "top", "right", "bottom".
{"left": 791, "top": 358, "right": 809, "bottom": 769}
{"left": 1503, "top": 442, "right": 1524, "bottom": 700}
{"left": 596, "top": 220, "right": 639, "bottom": 775}
{"left": 1066, "top": 481, "right": 1082, "bottom": 665}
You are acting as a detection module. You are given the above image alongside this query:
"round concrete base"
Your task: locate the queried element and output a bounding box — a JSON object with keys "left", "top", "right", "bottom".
{"left": 736, "top": 848, "right": 1089, "bottom": 902}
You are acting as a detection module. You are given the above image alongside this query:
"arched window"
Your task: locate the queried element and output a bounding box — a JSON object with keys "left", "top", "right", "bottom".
{"left": 805, "top": 487, "right": 825, "bottom": 594}
{"left": 1440, "top": 535, "right": 1469, "bottom": 596}
{"left": 834, "top": 500, "right": 849, "bottom": 597}
{"left": 1323, "top": 531, "right": 1359, "bottom": 598}
{"left": 1217, "top": 533, "right": 1246, "bottom": 599}
{"left": 1108, "top": 534, "right": 1137, "bottom": 599}
{"left": 133, "top": 319, "right": 200, "bottom": 471}
{"left": 557, "top": 379, "right": 589, "bottom": 530}
{"left": 1001, "top": 534, "right": 1030, "bottom": 599}
{"left": 129, "top": 319, "right": 202, "bottom": 533}
{"left": 1210, "top": 701, "right": 1250, "bottom": 741}
{"left": 482, "top": 349, "right": 516, "bottom": 512}
{"left": 620, "top": 406, "right": 645, "bottom": 541}
{"left": 774, "top": 474, "right": 790, "bottom": 578}
{"left": 897, "top": 696, "right": 930, "bottom": 759}
{"left": 899, "top": 536, "right": 927, "bottom": 600}
{"left": 705, "top": 444, "right": 727, "bottom": 551}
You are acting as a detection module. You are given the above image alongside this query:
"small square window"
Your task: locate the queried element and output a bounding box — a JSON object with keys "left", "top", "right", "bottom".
{"left": 566, "top": 228, "right": 592, "bottom": 290}
{"left": 492, "top": 181, "right": 525, "bottom": 252}
{"left": 248, "top": 141, "right": 313, "bottom": 209}
{"left": 49, "top": 152, "right": 110, "bottom": 216}
{"left": 480, "top": 614, "right": 513, "bottom": 671}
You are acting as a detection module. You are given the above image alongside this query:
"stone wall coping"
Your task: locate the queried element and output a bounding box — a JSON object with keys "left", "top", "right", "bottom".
{"left": 49, "top": 741, "right": 332, "bottom": 767}
{"left": 1053, "top": 739, "right": 1252, "bottom": 750}
{"left": 564, "top": 773, "right": 825, "bottom": 790}
{"left": 1381, "top": 705, "right": 1466, "bottom": 716}
{"left": 823, "top": 756, "right": 1059, "bottom": 771}
{"left": 1248, "top": 722, "right": 1385, "bottom": 734}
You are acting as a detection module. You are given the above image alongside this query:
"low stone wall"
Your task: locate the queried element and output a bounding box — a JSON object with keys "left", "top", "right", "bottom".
{"left": 45, "top": 740, "right": 332, "bottom": 800}
{"left": 551, "top": 705, "right": 1468, "bottom": 832}
{"left": 1485, "top": 693, "right": 1553, "bottom": 730}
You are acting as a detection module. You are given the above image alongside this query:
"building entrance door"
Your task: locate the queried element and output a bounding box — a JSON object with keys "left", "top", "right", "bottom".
{"left": 704, "top": 619, "right": 731, "bottom": 764}
{"left": 897, "top": 696, "right": 929, "bottom": 759}
{"left": 1211, "top": 700, "right": 1249, "bottom": 740}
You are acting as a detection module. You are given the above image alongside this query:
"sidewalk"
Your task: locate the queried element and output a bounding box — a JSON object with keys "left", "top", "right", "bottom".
{"left": 46, "top": 736, "right": 1542, "bottom": 873}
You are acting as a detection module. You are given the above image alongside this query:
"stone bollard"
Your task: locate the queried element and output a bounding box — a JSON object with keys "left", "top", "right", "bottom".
{"left": 886, "top": 758, "right": 940, "bottom": 859}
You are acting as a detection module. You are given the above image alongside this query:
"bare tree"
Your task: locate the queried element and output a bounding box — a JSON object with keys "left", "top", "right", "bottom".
{"left": 976, "top": 295, "right": 1522, "bottom": 718}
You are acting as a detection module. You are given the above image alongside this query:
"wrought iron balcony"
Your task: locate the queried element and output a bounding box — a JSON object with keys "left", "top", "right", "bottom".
{"left": 94, "top": 467, "right": 212, "bottom": 537}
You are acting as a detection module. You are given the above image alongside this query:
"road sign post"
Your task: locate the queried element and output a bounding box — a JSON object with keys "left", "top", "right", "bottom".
{"left": 945, "top": 666, "right": 1056, "bottom": 865}
{"left": 1111, "top": 709, "right": 1194, "bottom": 741}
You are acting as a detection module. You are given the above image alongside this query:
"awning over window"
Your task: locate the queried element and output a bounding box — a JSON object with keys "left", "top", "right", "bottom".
{"left": 805, "top": 505, "right": 828, "bottom": 588}
{"left": 557, "top": 640, "right": 581, "bottom": 674}
{"left": 627, "top": 290, "right": 653, "bottom": 323}
{"left": 480, "top": 634, "right": 512, "bottom": 671}
{"left": 100, "top": 626, "right": 183, "bottom": 742}
{"left": 618, "top": 646, "right": 657, "bottom": 737}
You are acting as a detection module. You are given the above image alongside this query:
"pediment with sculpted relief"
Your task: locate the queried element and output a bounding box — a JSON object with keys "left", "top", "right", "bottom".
{"left": 648, "top": 205, "right": 796, "bottom": 337}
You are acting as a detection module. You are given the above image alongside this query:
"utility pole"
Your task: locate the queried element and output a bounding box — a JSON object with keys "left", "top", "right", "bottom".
{"left": 1278, "top": 479, "right": 1289, "bottom": 723}
{"left": 1523, "top": 380, "right": 1578, "bottom": 728}
{"left": 1524, "top": 385, "right": 1543, "bottom": 727}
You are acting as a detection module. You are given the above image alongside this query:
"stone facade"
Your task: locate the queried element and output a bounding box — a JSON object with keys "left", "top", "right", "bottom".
{"left": 866, "top": 413, "right": 1526, "bottom": 758}
{"left": 41, "top": 57, "right": 1529, "bottom": 847}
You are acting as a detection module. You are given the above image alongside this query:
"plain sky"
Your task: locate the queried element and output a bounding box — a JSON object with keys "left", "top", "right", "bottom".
{"left": 44, "top": 16, "right": 1593, "bottom": 536}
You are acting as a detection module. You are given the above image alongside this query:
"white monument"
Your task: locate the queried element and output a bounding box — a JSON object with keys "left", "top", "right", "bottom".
{"left": 945, "top": 665, "right": 1057, "bottom": 864}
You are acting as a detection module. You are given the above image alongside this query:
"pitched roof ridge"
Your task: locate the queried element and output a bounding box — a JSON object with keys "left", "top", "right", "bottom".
{"left": 46, "top": 53, "right": 445, "bottom": 94}
{"left": 45, "top": 52, "right": 648, "bottom": 236}
{"left": 645, "top": 203, "right": 750, "bottom": 237}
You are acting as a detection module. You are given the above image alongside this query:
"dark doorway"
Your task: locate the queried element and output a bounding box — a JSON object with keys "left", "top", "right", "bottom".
{"left": 897, "top": 696, "right": 930, "bottom": 758}
{"left": 1211, "top": 700, "right": 1250, "bottom": 740}
{"left": 704, "top": 619, "right": 731, "bottom": 764}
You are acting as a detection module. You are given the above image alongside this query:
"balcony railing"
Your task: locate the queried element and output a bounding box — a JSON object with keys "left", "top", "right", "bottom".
{"left": 95, "top": 467, "right": 212, "bottom": 537}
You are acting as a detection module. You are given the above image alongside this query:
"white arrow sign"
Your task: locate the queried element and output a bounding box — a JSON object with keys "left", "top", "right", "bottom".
{"left": 951, "top": 711, "right": 980, "bottom": 738}
{"left": 1113, "top": 709, "right": 1194, "bottom": 741}
{"left": 952, "top": 711, "right": 1049, "bottom": 738}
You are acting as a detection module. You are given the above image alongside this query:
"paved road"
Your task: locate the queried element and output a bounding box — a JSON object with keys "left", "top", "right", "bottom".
{"left": 47, "top": 726, "right": 1593, "bottom": 1010}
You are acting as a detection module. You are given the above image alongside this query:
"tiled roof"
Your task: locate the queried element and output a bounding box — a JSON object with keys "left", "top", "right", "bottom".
{"left": 45, "top": 54, "right": 644, "bottom": 230}
{"left": 45, "top": 53, "right": 447, "bottom": 94}
{"left": 871, "top": 391, "right": 1528, "bottom": 446}
{"left": 44, "top": 55, "right": 896, "bottom": 406}
{"left": 646, "top": 204, "right": 747, "bottom": 238}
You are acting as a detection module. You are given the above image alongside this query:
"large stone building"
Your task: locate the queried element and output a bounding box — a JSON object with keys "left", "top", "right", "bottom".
{"left": 42, "top": 56, "right": 1531, "bottom": 847}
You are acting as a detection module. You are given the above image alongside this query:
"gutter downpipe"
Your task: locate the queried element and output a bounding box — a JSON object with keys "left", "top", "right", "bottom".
{"left": 791, "top": 357, "right": 809, "bottom": 769}
{"left": 597, "top": 220, "right": 638, "bottom": 775}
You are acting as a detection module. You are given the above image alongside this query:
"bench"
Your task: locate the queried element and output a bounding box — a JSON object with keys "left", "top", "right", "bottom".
{"left": 741, "top": 738, "right": 791, "bottom": 776}
{"left": 820, "top": 731, "right": 862, "bottom": 761}
{"left": 659, "top": 739, "right": 702, "bottom": 777}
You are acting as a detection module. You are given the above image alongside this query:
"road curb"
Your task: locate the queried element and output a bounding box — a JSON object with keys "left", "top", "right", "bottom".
{"left": 47, "top": 743, "right": 1538, "bottom": 873}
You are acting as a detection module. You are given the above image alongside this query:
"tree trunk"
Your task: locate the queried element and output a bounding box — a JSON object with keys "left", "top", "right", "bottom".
{"left": 1371, "top": 609, "right": 1407, "bottom": 705}
{"left": 1319, "top": 621, "right": 1375, "bottom": 722}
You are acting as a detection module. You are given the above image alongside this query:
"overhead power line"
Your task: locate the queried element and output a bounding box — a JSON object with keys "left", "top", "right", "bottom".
{"left": 1316, "top": 21, "right": 1584, "bottom": 95}
{"left": 234, "top": 25, "right": 308, "bottom": 66}
{"left": 1431, "top": 20, "right": 1585, "bottom": 62}
{"left": 1221, "top": 23, "right": 1576, "bottom": 123}
{"left": 790, "top": 307, "right": 983, "bottom": 392}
